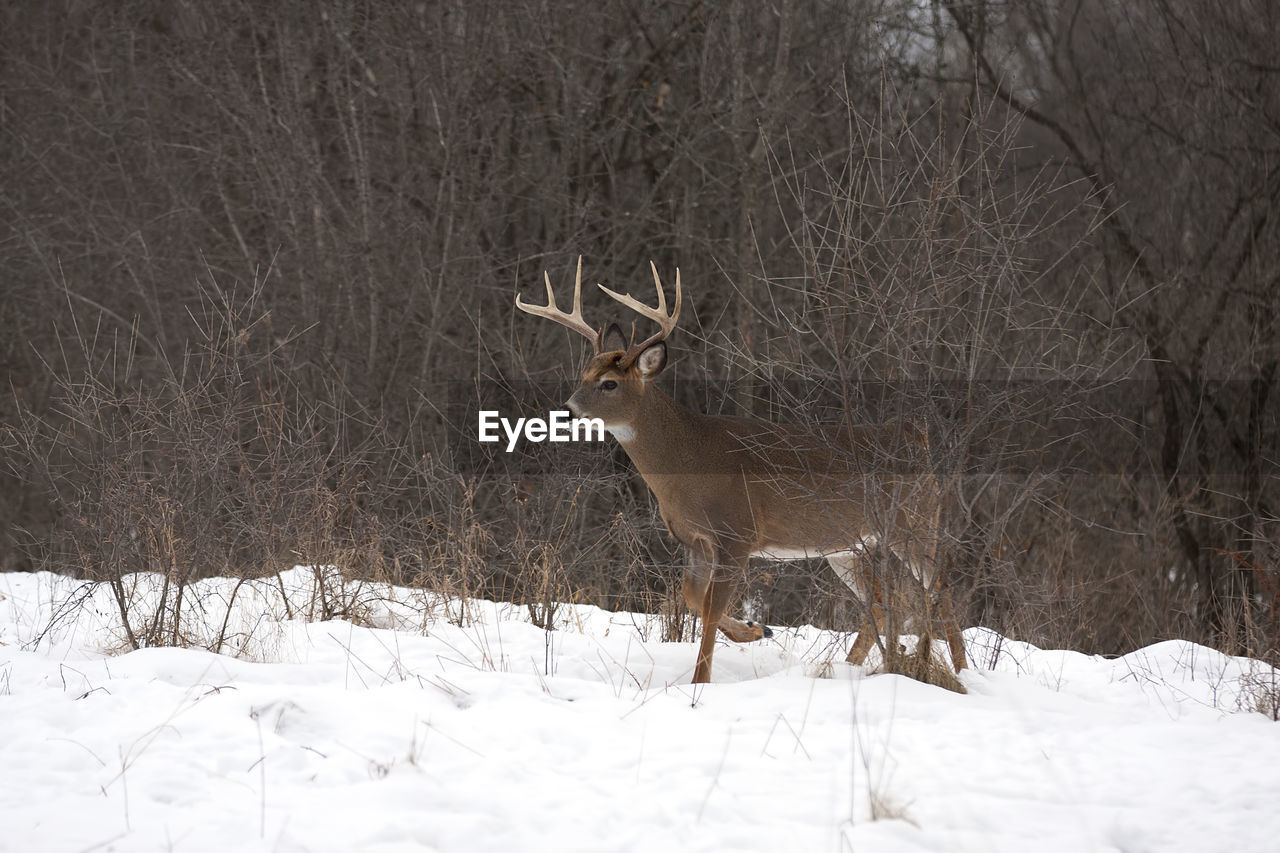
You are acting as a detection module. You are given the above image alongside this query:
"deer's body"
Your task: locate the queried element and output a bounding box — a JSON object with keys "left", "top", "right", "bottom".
{"left": 518, "top": 259, "right": 967, "bottom": 683}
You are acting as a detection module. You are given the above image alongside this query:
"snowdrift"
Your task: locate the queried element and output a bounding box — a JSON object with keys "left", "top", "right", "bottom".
{"left": 2, "top": 568, "right": 1278, "bottom": 852}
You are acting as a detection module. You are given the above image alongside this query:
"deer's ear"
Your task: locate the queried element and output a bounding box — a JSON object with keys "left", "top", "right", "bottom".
{"left": 636, "top": 341, "right": 667, "bottom": 379}
{"left": 602, "top": 323, "right": 627, "bottom": 353}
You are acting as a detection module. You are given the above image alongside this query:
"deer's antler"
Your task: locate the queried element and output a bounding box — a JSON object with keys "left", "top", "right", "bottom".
{"left": 515, "top": 256, "right": 601, "bottom": 352}
{"left": 598, "top": 261, "right": 682, "bottom": 354}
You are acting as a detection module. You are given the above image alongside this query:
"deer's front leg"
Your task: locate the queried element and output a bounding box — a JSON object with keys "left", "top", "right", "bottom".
{"left": 683, "top": 560, "right": 770, "bottom": 644}
{"left": 685, "top": 543, "right": 763, "bottom": 683}
{"left": 683, "top": 543, "right": 721, "bottom": 684}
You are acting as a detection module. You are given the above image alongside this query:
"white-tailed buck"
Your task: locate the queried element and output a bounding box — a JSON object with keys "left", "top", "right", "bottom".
{"left": 516, "top": 258, "right": 967, "bottom": 683}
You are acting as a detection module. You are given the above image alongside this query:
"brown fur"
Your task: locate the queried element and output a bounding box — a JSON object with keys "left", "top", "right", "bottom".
{"left": 570, "top": 349, "right": 967, "bottom": 684}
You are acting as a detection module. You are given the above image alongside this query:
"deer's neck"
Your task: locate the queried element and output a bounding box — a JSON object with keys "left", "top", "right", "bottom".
{"left": 610, "top": 386, "right": 699, "bottom": 479}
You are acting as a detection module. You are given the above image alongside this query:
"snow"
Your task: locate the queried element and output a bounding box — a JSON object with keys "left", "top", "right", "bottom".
{"left": 1, "top": 568, "right": 1278, "bottom": 852}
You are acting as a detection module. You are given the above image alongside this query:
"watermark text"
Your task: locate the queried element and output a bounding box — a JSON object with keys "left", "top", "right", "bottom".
{"left": 478, "top": 410, "right": 605, "bottom": 452}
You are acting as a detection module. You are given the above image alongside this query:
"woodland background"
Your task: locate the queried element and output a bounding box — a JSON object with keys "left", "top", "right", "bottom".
{"left": 2, "top": 0, "right": 1278, "bottom": 661}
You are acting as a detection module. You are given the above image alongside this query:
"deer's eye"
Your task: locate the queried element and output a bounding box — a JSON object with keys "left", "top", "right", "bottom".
{"left": 600, "top": 380, "right": 618, "bottom": 391}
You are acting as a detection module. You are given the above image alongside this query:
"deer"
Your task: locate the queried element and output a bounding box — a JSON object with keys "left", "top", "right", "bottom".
{"left": 516, "top": 257, "right": 968, "bottom": 684}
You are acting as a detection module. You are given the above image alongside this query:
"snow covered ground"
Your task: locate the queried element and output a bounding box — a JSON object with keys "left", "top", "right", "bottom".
{"left": 1, "top": 568, "right": 1278, "bottom": 853}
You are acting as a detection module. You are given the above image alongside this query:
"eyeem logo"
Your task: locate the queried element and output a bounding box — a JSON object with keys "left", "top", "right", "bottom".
{"left": 478, "top": 410, "right": 605, "bottom": 452}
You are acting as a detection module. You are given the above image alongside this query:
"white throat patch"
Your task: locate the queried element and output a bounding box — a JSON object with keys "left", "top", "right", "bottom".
{"left": 606, "top": 424, "right": 636, "bottom": 442}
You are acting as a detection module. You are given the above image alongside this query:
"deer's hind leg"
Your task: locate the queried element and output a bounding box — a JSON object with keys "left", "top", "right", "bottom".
{"left": 890, "top": 537, "right": 969, "bottom": 674}
{"left": 827, "top": 550, "right": 891, "bottom": 666}
{"left": 845, "top": 602, "right": 888, "bottom": 666}
{"left": 935, "top": 583, "right": 968, "bottom": 673}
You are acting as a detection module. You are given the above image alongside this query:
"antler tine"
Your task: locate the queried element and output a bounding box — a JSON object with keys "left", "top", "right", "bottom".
{"left": 514, "top": 256, "right": 601, "bottom": 352}
{"left": 597, "top": 260, "right": 682, "bottom": 353}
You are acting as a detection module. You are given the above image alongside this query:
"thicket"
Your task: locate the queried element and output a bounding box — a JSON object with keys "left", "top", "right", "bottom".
{"left": 2, "top": 1, "right": 1277, "bottom": 665}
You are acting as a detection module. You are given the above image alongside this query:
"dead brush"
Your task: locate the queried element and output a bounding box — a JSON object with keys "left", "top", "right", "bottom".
{"left": 9, "top": 278, "right": 443, "bottom": 650}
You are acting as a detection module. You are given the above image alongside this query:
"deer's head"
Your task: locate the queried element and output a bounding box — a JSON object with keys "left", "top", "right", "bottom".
{"left": 516, "top": 258, "right": 681, "bottom": 439}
